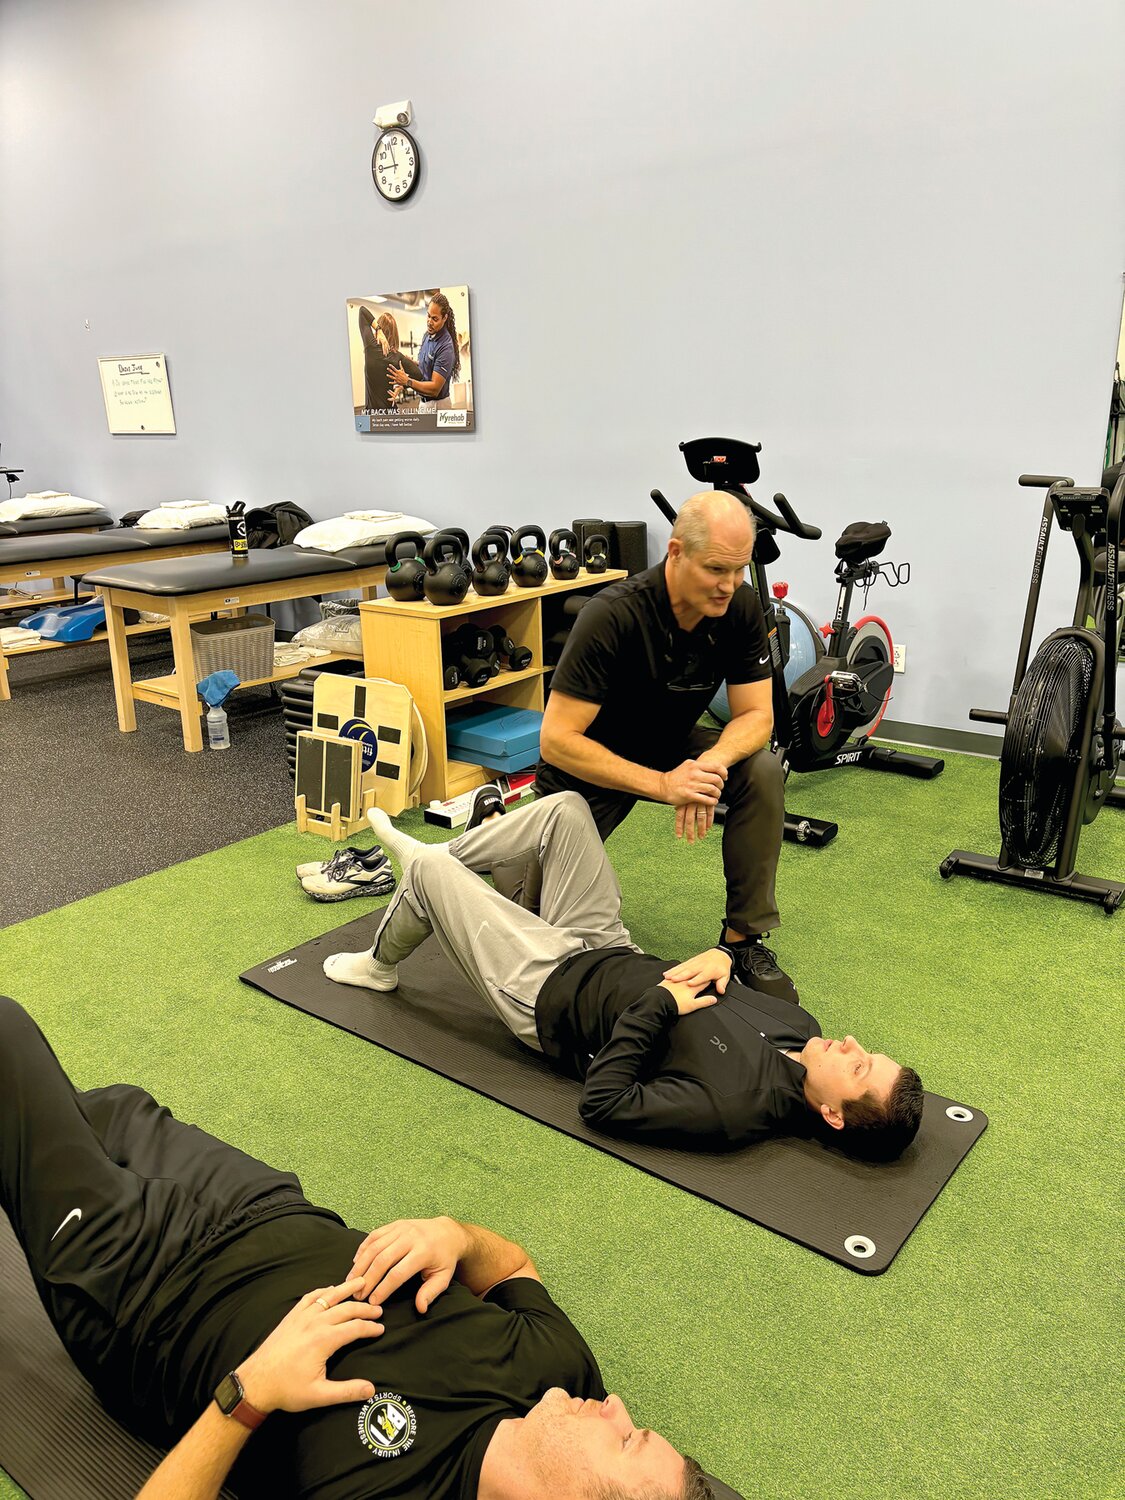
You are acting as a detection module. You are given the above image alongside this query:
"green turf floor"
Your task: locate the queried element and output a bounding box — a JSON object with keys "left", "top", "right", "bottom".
{"left": 1, "top": 748, "right": 1122, "bottom": 1500}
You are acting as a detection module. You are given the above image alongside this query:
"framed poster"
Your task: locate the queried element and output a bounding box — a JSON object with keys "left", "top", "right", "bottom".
{"left": 347, "top": 285, "right": 473, "bottom": 433}
{"left": 97, "top": 354, "right": 176, "bottom": 434}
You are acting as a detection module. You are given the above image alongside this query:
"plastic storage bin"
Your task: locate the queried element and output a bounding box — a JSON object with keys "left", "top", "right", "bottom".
{"left": 190, "top": 613, "right": 276, "bottom": 682}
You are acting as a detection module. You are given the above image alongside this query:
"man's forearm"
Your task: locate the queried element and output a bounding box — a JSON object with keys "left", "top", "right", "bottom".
{"left": 451, "top": 1218, "right": 539, "bottom": 1295}
{"left": 705, "top": 708, "right": 773, "bottom": 768}
{"left": 541, "top": 729, "right": 664, "bottom": 800}
{"left": 135, "top": 1404, "right": 251, "bottom": 1500}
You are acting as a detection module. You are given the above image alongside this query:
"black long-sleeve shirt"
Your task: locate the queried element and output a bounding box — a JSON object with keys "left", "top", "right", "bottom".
{"left": 535, "top": 950, "right": 820, "bottom": 1149}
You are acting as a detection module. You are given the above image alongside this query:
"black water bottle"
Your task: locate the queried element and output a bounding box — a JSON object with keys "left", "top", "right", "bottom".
{"left": 226, "top": 501, "right": 248, "bottom": 562}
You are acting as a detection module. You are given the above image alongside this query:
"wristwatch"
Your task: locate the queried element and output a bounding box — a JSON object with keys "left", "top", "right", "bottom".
{"left": 213, "top": 1370, "right": 267, "bottom": 1431}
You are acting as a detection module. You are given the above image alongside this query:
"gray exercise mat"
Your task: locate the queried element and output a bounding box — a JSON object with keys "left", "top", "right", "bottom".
{"left": 242, "top": 916, "right": 987, "bottom": 1274}
{"left": 0, "top": 1213, "right": 157, "bottom": 1499}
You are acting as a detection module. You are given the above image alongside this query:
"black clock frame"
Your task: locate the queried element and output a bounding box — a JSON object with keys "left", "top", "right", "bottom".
{"left": 371, "top": 127, "right": 420, "bottom": 204}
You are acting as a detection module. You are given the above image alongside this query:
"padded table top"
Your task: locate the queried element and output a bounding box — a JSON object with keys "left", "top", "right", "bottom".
{"left": 0, "top": 526, "right": 228, "bottom": 568}
{"left": 298, "top": 541, "right": 392, "bottom": 566}
{"left": 0, "top": 510, "right": 115, "bottom": 536}
{"left": 82, "top": 545, "right": 360, "bottom": 594}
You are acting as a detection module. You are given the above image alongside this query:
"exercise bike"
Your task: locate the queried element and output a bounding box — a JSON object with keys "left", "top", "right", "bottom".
{"left": 941, "top": 467, "right": 1124, "bottom": 913}
{"left": 651, "top": 435, "right": 944, "bottom": 847}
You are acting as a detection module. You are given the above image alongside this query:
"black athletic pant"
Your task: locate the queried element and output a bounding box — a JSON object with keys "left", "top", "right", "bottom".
{"left": 537, "top": 727, "right": 785, "bottom": 935}
{"left": 0, "top": 994, "right": 308, "bottom": 1427}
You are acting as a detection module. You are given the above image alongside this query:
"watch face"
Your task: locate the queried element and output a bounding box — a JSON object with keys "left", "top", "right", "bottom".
{"left": 215, "top": 1372, "right": 243, "bottom": 1415}
{"left": 372, "top": 129, "right": 419, "bottom": 203}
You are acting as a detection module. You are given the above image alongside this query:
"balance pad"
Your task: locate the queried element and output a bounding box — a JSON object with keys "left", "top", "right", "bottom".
{"left": 242, "top": 916, "right": 987, "bottom": 1274}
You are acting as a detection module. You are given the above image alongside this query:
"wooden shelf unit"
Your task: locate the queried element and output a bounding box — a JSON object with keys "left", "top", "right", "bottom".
{"left": 360, "top": 568, "right": 625, "bottom": 804}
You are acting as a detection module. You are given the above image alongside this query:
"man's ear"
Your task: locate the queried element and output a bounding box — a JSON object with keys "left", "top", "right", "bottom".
{"left": 820, "top": 1101, "right": 845, "bottom": 1132}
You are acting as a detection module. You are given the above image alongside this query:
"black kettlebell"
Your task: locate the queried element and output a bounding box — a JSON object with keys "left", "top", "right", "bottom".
{"left": 471, "top": 529, "right": 512, "bottom": 596}
{"left": 384, "top": 530, "right": 427, "bottom": 601}
{"left": 423, "top": 529, "right": 471, "bottom": 607}
{"left": 548, "top": 527, "right": 580, "bottom": 580}
{"left": 584, "top": 531, "right": 609, "bottom": 574}
{"left": 511, "top": 525, "right": 549, "bottom": 588}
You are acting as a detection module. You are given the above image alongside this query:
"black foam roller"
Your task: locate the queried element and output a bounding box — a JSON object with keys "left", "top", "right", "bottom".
{"left": 609, "top": 520, "right": 648, "bottom": 575}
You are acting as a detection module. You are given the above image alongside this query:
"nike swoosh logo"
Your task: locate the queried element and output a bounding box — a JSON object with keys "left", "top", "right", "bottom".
{"left": 50, "top": 1207, "right": 82, "bottom": 1241}
{"left": 758, "top": 654, "right": 770, "bottom": 664}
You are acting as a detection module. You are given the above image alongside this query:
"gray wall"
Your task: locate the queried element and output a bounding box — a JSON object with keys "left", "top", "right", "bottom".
{"left": 2, "top": 0, "right": 1123, "bottom": 736}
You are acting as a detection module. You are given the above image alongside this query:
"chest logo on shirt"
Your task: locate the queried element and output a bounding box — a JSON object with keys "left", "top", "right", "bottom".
{"left": 358, "top": 1393, "right": 417, "bottom": 1458}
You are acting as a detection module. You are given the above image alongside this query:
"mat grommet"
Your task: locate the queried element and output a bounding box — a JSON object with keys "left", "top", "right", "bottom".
{"left": 844, "top": 1234, "right": 876, "bottom": 1260}
{"left": 945, "top": 1105, "right": 974, "bottom": 1123}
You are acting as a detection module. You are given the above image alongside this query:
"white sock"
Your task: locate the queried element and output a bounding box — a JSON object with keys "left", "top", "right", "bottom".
{"left": 323, "top": 949, "right": 398, "bottom": 992}
{"left": 367, "top": 807, "right": 424, "bottom": 870}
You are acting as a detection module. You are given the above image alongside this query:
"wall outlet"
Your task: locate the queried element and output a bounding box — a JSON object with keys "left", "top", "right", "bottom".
{"left": 893, "top": 643, "right": 907, "bottom": 673}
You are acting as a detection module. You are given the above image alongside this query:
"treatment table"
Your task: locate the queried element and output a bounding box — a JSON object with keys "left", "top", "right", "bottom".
{"left": 0, "top": 508, "right": 115, "bottom": 537}
{"left": 0, "top": 527, "right": 227, "bottom": 702}
{"left": 83, "top": 545, "right": 390, "bottom": 751}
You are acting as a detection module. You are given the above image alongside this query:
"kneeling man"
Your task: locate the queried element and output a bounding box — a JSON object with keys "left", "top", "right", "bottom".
{"left": 327, "top": 792, "right": 924, "bottom": 1161}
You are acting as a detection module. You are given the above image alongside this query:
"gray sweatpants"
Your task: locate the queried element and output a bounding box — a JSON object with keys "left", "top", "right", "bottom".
{"left": 370, "top": 792, "right": 640, "bottom": 1049}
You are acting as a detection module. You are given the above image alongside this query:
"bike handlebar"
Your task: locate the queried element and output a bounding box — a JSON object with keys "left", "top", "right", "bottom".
{"left": 1018, "top": 474, "right": 1075, "bottom": 488}
{"left": 649, "top": 486, "right": 822, "bottom": 542}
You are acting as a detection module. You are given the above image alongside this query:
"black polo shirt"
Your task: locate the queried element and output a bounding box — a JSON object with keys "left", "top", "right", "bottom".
{"left": 538, "top": 561, "right": 770, "bottom": 779}
{"left": 135, "top": 1208, "right": 605, "bottom": 1498}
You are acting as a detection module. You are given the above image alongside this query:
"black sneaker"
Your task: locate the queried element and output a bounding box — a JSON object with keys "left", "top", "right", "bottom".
{"left": 719, "top": 929, "right": 799, "bottom": 1005}
{"left": 464, "top": 782, "right": 506, "bottom": 832}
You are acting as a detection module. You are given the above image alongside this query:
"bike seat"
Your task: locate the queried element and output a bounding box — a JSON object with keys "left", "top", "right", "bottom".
{"left": 1092, "top": 546, "right": 1124, "bottom": 582}
{"left": 835, "top": 521, "right": 890, "bottom": 565}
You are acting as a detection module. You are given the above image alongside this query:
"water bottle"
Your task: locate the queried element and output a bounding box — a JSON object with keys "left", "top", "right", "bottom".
{"left": 206, "top": 704, "right": 231, "bottom": 750}
{"left": 226, "top": 502, "right": 248, "bottom": 562}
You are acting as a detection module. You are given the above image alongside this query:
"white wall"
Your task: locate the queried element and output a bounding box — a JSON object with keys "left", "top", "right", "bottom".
{"left": 2, "top": 0, "right": 1123, "bottom": 734}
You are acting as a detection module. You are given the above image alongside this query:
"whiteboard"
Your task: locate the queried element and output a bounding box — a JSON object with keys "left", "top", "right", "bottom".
{"left": 97, "top": 354, "right": 176, "bottom": 434}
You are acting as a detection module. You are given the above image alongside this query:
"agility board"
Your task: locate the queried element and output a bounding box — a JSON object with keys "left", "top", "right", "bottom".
{"left": 243, "top": 918, "right": 987, "bottom": 1274}
{"left": 0, "top": 1213, "right": 242, "bottom": 1500}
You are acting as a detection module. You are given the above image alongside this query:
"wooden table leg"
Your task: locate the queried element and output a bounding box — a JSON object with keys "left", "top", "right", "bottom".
{"left": 100, "top": 588, "right": 138, "bottom": 732}
{"left": 168, "top": 605, "right": 204, "bottom": 751}
{"left": 0, "top": 646, "right": 10, "bottom": 702}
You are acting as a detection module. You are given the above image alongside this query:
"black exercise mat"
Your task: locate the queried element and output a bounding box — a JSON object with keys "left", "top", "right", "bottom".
{"left": 0, "top": 1214, "right": 240, "bottom": 1499}
{"left": 243, "top": 916, "right": 987, "bottom": 1274}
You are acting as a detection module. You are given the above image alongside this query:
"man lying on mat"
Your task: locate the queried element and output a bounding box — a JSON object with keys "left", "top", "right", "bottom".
{"left": 327, "top": 790, "right": 924, "bottom": 1162}
{"left": 0, "top": 996, "right": 739, "bottom": 1500}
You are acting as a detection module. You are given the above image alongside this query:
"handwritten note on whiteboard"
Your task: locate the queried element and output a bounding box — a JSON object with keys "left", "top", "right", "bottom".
{"left": 97, "top": 354, "right": 177, "bottom": 435}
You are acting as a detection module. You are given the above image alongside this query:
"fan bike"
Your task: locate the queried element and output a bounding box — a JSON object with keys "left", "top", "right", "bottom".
{"left": 651, "top": 436, "right": 943, "bottom": 848}
{"left": 941, "top": 468, "right": 1124, "bottom": 913}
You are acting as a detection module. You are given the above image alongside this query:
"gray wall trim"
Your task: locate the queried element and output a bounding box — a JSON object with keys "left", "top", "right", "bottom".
{"left": 879, "top": 719, "right": 1002, "bottom": 759}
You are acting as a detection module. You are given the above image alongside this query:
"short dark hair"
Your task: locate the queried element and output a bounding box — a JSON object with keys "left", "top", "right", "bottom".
{"left": 586, "top": 1455, "right": 714, "bottom": 1500}
{"left": 839, "top": 1065, "right": 924, "bottom": 1162}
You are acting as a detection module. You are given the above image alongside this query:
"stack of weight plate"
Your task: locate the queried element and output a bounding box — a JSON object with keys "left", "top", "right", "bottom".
{"left": 280, "top": 661, "right": 365, "bottom": 780}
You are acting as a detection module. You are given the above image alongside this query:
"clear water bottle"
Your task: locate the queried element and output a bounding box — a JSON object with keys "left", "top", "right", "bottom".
{"left": 206, "top": 704, "right": 231, "bottom": 750}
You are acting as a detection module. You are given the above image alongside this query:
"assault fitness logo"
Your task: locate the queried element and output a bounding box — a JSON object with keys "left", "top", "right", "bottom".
{"left": 358, "top": 1394, "right": 417, "bottom": 1459}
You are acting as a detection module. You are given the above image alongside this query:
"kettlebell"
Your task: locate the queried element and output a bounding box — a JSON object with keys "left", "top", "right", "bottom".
{"left": 584, "top": 531, "right": 609, "bottom": 574}
{"left": 471, "top": 529, "right": 512, "bottom": 597}
{"left": 548, "top": 527, "right": 580, "bottom": 581}
{"left": 511, "top": 525, "right": 549, "bottom": 588}
{"left": 384, "top": 530, "right": 427, "bottom": 601}
{"left": 422, "top": 530, "right": 471, "bottom": 607}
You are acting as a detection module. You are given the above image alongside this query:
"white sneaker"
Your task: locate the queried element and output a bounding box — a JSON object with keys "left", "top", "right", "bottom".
{"left": 296, "top": 844, "right": 370, "bottom": 880}
{"left": 300, "top": 848, "right": 395, "bottom": 903}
